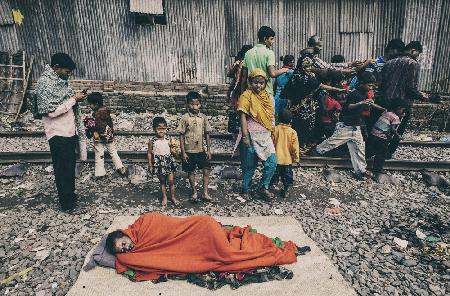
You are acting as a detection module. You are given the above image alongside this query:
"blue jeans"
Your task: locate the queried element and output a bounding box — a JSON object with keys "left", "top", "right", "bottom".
{"left": 240, "top": 143, "right": 277, "bottom": 193}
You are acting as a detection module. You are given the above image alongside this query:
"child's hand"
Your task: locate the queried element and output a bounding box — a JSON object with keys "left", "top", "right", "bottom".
{"left": 73, "top": 92, "right": 87, "bottom": 102}
{"left": 207, "top": 151, "right": 212, "bottom": 160}
{"left": 182, "top": 153, "right": 189, "bottom": 162}
{"left": 148, "top": 165, "right": 153, "bottom": 175}
{"left": 93, "top": 132, "right": 100, "bottom": 141}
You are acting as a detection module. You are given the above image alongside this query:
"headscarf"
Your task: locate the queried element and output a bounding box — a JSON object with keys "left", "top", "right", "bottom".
{"left": 282, "top": 59, "right": 320, "bottom": 106}
{"left": 237, "top": 68, "right": 274, "bottom": 130}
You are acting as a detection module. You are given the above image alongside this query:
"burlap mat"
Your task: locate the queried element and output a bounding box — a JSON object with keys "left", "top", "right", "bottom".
{"left": 67, "top": 216, "right": 356, "bottom": 296}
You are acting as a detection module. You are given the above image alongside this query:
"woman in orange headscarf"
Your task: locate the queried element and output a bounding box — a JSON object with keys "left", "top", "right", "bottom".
{"left": 233, "top": 68, "right": 277, "bottom": 200}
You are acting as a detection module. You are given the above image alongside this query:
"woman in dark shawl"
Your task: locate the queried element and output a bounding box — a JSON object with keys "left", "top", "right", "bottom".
{"left": 282, "top": 56, "right": 320, "bottom": 146}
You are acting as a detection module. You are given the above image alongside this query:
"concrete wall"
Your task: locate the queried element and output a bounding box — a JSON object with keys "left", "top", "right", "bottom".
{"left": 28, "top": 80, "right": 450, "bottom": 132}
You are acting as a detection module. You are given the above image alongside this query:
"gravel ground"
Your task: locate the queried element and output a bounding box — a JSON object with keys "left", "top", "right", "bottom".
{"left": 0, "top": 137, "right": 234, "bottom": 155}
{"left": 1, "top": 135, "right": 449, "bottom": 162}
{"left": 0, "top": 164, "right": 449, "bottom": 295}
{"left": 0, "top": 112, "right": 228, "bottom": 133}
{"left": 1, "top": 111, "right": 449, "bottom": 142}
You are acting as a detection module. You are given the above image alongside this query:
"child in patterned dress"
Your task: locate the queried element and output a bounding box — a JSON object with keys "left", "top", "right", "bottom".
{"left": 147, "top": 117, "right": 178, "bottom": 208}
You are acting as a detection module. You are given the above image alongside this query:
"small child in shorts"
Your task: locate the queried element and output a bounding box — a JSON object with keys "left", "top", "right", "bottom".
{"left": 178, "top": 91, "right": 213, "bottom": 202}
{"left": 147, "top": 117, "right": 179, "bottom": 208}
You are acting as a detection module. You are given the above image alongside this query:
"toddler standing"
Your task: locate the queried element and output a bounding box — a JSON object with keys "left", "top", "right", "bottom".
{"left": 147, "top": 117, "right": 179, "bottom": 208}
{"left": 85, "top": 92, "right": 126, "bottom": 178}
{"left": 270, "top": 109, "right": 300, "bottom": 198}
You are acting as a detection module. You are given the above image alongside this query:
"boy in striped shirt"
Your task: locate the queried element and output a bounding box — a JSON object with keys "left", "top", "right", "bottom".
{"left": 367, "top": 99, "right": 408, "bottom": 176}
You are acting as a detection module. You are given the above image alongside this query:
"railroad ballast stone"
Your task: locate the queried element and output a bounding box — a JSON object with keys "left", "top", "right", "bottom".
{"left": 0, "top": 164, "right": 448, "bottom": 295}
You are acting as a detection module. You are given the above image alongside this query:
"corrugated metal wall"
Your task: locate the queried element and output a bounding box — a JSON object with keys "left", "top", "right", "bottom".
{"left": 431, "top": 0, "right": 450, "bottom": 93}
{"left": 1, "top": 0, "right": 449, "bottom": 92}
{"left": 402, "top": 0, "right": 443, "bottom": 89}
{"left": 0, "top": 0, "right": 14, "bottom": 25}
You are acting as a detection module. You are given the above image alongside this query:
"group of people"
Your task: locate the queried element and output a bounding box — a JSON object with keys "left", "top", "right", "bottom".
{"left": 31, "top": 55, "right": 214, "bottom": 210}
{"left": 26, "top": 24, "right": 433, "bottom": 287}
{"left": 227, "top": 25, "right": 428, "bottom": 197}
{"left": 31, "top": 24, "right": 427, "bottom": 211}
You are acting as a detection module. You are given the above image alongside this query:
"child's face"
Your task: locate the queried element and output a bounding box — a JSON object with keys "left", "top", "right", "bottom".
{"left": 249, "top": 76, "right": 266, "bottom": 93}
{"left": 88, "top": 103, "right": 98, "bottom": 111}
{"left": 264, "top": 36, "right": 275, "bottom": 48}
{"left": 188, "top": 99, "right": 201, "bottom": 114}
{"left": 409, "top": 49, "right": 421, "bottom": 60}
{"left": 359, "top": 82, "right": 375, "bottom": 93}
{"left": 395, "top": 107, "right": 406, "bottom": 117}
{"left": 154, "top": 123, "right": 167, "bottom": 138}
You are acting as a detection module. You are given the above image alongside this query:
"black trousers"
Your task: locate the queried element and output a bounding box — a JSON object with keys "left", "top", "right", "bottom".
{"left": 271, "top": 165, "right": 294, "bottom": 187}
{"left": 49, "top": 135, "right": 77, "bottom": 208}
{"left": 316, "top": 122, "right": 336, "bottom": 141}
{"left": 367, "top": 135, "right": 388, "bottom": 173}
{"left": 387, "top": 107, "right": 411, "bottom": 158}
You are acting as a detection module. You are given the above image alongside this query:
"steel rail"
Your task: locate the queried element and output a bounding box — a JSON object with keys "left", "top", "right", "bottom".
{"left": 0, "top": 131, "right": 448, "bottom": 148}
{"left": 0, "top": 151, "right": 449, "bottom": 171}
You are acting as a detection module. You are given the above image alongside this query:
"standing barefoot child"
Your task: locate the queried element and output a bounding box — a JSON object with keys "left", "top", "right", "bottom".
{"left": 270, "top": 108, "right": 299, "bottom": 198}
{"left": 85, "top": 92, "right": 127, "bottom": 178}
{"left": 147, "top": 117, "right": 178, "bottom": 208}
{"left": 178, "top": 91, "right": 213, "bottom": 202}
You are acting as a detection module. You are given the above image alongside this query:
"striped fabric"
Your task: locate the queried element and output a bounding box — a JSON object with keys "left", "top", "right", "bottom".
{"left": 381, "top": 56, "right": 422, "bottom": 103}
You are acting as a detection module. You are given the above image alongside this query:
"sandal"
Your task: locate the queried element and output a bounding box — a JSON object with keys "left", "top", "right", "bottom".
{"left": 170, "top": 198, "right": 179, "bottom": 206}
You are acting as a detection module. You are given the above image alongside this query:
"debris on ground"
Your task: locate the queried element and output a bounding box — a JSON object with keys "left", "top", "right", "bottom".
{"left": 0, "top": 163, "right": 27, "bottom": 177}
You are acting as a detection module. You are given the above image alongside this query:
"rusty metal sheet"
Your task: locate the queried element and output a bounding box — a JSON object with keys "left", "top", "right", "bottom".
{"left": 0, "top": 0, "right": 449, "bottom": 92}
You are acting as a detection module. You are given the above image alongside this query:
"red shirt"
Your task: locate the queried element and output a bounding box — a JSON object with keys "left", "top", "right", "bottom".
{"left": 361, "top": 89, "right": 374, "bottom": 117}
{"left": 321, "top": 96, "right": 342, "bottom": 124}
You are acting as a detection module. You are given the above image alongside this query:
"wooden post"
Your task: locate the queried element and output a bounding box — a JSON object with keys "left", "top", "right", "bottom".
{"left": 14, "top": 55, "right": 33, "bottom": 121}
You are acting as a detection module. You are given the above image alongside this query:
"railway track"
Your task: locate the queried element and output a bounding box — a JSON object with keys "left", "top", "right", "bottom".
{"left": 1, "top": 151, "right": 449, "bottom": 171}
{"left": 1, "top": 130, "right": 448, "bottom": 171}
{"left": 0, "top": 130, "right": 449, "bottom": 148}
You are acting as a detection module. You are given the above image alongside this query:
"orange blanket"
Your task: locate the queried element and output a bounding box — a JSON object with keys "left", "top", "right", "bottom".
{"left": 115, "top": 213, "right": 297, "bottom": 281}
